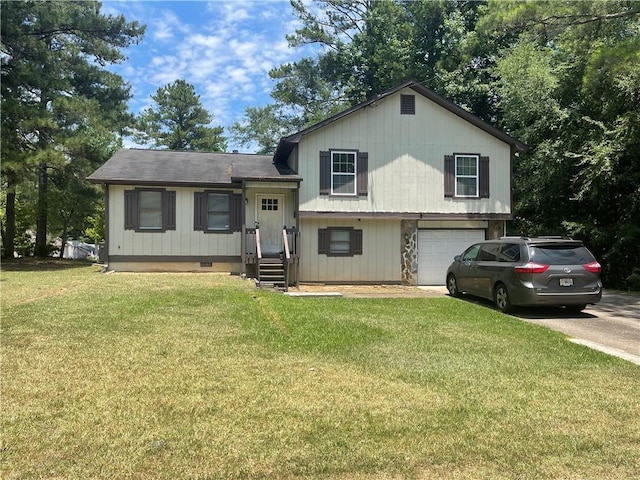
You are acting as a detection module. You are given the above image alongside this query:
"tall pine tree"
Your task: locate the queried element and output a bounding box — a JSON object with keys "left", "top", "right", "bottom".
{"left": 1, "top": 0, "right": 145, "bottom": 257}
{"left": 134, "top": 80, "right": 227, "bottom": 151}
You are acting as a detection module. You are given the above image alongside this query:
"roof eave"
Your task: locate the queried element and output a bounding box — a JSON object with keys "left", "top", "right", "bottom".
{"left": 274, "top": 79, "right": 529, "bottom": 156}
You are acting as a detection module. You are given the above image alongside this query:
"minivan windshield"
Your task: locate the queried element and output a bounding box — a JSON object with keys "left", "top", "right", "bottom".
{"left": 529, "top": 245, "right": 595, "bottom": 265}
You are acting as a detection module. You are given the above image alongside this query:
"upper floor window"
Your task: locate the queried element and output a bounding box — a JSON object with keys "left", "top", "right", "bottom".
{"left": 444, "top": 154, "right": 490, "bottom": 199}
{"left": 332, "top": 151, "right": 357, "bottom": 195}
{"left": 456, "top": 155, "right": 479, "bottom": 197}
{"left": 124, "top": 188, "right": 176, "bottom": 232}
{"left": 319, "top": 150, "right": 368, "bottom": 197}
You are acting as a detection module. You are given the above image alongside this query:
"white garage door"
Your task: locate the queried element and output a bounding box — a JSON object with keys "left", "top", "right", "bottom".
{"left": 417, "top": 230, "right": 485, "bottom": 285}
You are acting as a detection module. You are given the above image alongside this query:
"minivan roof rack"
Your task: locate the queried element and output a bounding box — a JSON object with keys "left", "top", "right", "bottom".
{"left": 498, "top": 235, "right": 575, "bottom": 241}
{"left": 536, "top": 235, "right": 574, "bottom": 240}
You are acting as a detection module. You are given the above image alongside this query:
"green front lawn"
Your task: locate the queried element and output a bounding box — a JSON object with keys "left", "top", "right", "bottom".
{"left": 1, "top": 264, "right": 638, "bottom": 479}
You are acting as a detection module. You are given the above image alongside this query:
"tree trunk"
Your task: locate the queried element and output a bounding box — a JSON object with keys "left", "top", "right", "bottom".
{"left": 35, "top": 162, "right": 49, "bottom": 257}
{"left": 59, "top": 235, "right": 67, "bottom": 259}
{"left": 2, "top": 173, "right": 16, "bottom": 258}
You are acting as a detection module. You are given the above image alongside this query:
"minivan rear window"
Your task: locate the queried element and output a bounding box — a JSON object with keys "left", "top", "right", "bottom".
{"left": 529, "top": 245, "right": 595, "bottom": 265}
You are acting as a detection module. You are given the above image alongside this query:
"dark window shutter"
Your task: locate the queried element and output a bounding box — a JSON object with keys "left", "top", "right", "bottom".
{"left": 357, "top": 151, "right": 368, "bottom": 196}
{"left": 352, "top": 229, "right": 363, "bottom": 255}
{"left": 400, "top": 94, "right": 415, "bottom": 115}
{"left": 194, "top": 192, "right": 206, "bottom": 231}
{"left": 230, "top": 193, "right": 243, "bottom": 231}
{"left": 318, "top": 229, "right": 329, "bottom": 254}
{"left": 124, "top": 190, "right": 137, "bottom": 230}
{"left": 319, "top": 151, "right": 330, "bottom": 195}
{"left": 444, "top": 155, "right": 455, "bottom": 198}
{"left": 165, "top": 190, "right": 176, "bottom": 230}
{"left": 479, "top": 156, "right": 490, "bottom": 198}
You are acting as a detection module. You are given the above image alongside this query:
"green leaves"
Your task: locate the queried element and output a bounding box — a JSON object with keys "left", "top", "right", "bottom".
{"left": 134, "top": 79, "right": 227, "bottom": 152}
{"left": 488, "top": 0, "right": 640, "bottom": 288}
{"left": 1, "top": 0, "right": 144, "bottom": 257}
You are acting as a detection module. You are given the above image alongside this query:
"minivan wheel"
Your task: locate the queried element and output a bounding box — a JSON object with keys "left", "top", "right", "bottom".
{"left": 494, "top": 283, "right": 512, "bottom": 314}
{"left": 447, "top": 274, "right": 460, "bottom": 297}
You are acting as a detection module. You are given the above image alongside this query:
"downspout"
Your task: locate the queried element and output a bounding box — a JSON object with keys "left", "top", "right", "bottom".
{"left": 295, "top": 181, "right": 301, "bottom": 286}
{"left": 509, "top": 145, "right": 517, "bottom": 235}
{"left": 104, "top": 184, "right": 110, "bottom": 266}
{"left": 241, "top": 180, "right": 247, "bottom": 279}
{"left": 293, "top": 143, "right": 301, "bottom": 286}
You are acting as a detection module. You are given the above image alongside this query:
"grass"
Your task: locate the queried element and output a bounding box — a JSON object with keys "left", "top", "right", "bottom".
{"left": 1, "top": 262, "right": 639, "bottom": 479}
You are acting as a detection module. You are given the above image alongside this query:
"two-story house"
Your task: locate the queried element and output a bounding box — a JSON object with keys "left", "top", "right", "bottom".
{"left": 88, "top": 80, "right": 527, "bottom": 287}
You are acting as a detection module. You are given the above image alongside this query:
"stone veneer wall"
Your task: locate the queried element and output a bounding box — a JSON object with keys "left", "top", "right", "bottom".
{"left": 401, "top": 220, "right": 418, "bottom": 285}
{"left": 487, "top": 220, "right": 505, "bottom": 239}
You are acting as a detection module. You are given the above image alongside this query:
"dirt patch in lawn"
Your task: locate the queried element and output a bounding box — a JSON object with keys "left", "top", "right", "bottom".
{"left": 288, "top": 284, "right": 448, "bottom": 298}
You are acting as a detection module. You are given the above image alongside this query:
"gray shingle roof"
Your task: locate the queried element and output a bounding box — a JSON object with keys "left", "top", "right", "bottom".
{"left": 87, "top": 149, "right": 301, "bottom": 186}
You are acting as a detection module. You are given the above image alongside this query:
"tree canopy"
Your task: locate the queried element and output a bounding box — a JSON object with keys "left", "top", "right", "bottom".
{"left": 2, "top": 0, "right": 638, "bottom": 289}
{"left": 134, "top": 79, "right": 227, "bottom": 151}
{"left": 1, "top": 0, "right": 145, "bottom": 257}
{"left": 233, "top": 0, "right": 640, "bottom": 289}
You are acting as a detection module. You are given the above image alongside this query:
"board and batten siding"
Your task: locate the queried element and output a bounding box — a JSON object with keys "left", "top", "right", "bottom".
{"left": 108, "top": 185, "right": 241, "bottom": 257}
{"left": 296, "top": 87, "right": 512, "bottom": 215}
{"left": 299, "top": 218, "right": 400, "bottom": 283}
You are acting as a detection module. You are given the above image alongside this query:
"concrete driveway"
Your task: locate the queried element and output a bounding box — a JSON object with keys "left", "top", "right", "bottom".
{"left": 515, "top": 290, "right": 640, "bottom": 365}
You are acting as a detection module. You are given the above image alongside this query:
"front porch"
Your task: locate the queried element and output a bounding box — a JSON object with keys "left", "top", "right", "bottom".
{"left": 242, "top": 226, "right": 300, "bottom": 291}
{"left": 239, "top": 178, "right": 301, "bottom": 291}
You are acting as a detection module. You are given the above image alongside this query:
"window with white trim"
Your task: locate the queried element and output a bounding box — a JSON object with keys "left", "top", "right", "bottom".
{"left": 455, "top": 155, "right": 479, "bottom": 197}
{"left": 332, "top": 151, "right": 357, "bottom": 195}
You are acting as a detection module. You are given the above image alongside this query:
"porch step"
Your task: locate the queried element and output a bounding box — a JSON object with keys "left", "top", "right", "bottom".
{"left": 257, "top": 259, "right": 286, "bottom": 290}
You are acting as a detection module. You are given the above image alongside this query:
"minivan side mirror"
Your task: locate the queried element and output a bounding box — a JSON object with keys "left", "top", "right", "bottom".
{"left": 454, "top": 255, "right": 461, "bottom": 262}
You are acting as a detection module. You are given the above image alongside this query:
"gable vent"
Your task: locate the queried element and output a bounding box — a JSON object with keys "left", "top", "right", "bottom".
{"left": 400, "top": 94, "right": 415, "bottom": 115}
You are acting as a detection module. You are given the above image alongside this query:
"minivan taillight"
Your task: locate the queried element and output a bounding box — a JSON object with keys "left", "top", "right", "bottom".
{"left": 514, "top": 262, "right": 549, "bottom": 274}
{"left": 583, "top": 261, "right": 601, "bottom": 273}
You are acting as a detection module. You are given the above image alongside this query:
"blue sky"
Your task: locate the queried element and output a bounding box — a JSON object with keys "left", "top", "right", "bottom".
{"left": 102, "top": 0, "right": 319, "bottom": 152}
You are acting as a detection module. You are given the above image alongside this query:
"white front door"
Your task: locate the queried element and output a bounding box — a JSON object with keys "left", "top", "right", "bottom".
{"left": 255, "top": 194, "right": 285, "bottom": 255}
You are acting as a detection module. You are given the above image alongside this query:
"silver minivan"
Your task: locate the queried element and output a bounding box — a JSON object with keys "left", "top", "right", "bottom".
{"left": 445, "top": 237, "right": 602, "bottom": 313}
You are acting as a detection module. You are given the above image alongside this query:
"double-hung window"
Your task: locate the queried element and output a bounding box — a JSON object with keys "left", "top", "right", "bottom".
{"left": 124, "top": 188, "right": 176, "bottom": 232}
{"left": 194, "top": 191, "right": 242, "bottom": 233}
{"left": 318, "top": 227, "right": 363, "bottom": 256}
{"left": 331, "top": 151, "right": 357, "bottom": 195}
{"left": 444, "top": 154, "right": 490, "bottom": 199}
{"left": 455, "top": 155, "right": 479, "bottom": 197}
{"left": 207, "top": 193, "right": 230, "bottom": 231}
{"left": 138, "top": 190, "right": 163, "bottom": 230}
{"left": 319, "top": 150, "right": 368, "bottom": 196}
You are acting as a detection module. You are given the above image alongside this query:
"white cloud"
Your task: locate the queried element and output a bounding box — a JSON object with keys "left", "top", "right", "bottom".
{"left": 104, "top": 0, "right": 321, "bottom": 152}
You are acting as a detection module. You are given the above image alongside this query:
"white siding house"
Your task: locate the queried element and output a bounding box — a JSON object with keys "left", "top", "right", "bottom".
{"left": 88, "top": 80, "right": 527, "bottom": 286}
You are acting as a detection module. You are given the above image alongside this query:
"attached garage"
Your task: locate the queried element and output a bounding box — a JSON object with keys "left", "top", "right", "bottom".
{"left": 417, "top": 229, "right": 485, "bottom": 285}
